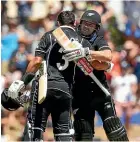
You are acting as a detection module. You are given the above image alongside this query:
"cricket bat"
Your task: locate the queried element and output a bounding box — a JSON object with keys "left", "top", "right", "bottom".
{"left": 38, "top": 61, "right": 47, "bottom": 104}
{"left": 52, "top": 27, "right": 110, "bottom": 97}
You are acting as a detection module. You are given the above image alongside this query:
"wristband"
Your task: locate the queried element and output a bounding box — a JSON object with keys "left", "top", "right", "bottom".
{"left": 21, "top": 73, "right": 35, "bottom": 85}
{"left": 106, "top": 62, "right": 114, "bottom": 72}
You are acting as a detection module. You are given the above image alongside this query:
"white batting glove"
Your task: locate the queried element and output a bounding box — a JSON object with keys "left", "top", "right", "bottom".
{"left": 63, "top": 41, "right": 90, "bottom": 62}
{"left": 8, "top": 80, "right": 25, "bottom": 99}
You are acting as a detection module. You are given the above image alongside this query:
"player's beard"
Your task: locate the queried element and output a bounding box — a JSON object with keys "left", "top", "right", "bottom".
{"left": 81, "top": 27, "right": 94, "bottom": 36}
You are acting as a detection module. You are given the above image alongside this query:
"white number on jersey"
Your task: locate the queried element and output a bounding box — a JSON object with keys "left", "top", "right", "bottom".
{"left": 56, "top": 47, "right": 69, "bottom": 71}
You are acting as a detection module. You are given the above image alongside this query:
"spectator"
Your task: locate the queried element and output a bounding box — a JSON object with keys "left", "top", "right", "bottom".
{"left": 21, "top": 17, "right": 46, "bottom": 55}
{"left": 1, "top": 76, "right": 7, "bottom": 94}
{"left": 9, "top": 41, "right": 34, "bottom": 73}
{"left": 111, "top": 61, "right": 138, "bottom": 130}
{"left": 1, "top": 108, "right": 26, "bottom": 141}
{"left": 123, "top": 40, "right": 139, "bottom": 65}
{"left": 106, "top": 41, "right": 122, "bottom": 81}
{"left": 1, "top": 18, "right": 19, "bottom": 75}
{"left": 16, "top": 0, "right": 33, "bottom": 24}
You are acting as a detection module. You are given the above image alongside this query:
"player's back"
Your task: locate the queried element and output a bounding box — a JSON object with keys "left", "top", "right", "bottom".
{"left": 46, "top": 26, "right": 92, "bottom": 91}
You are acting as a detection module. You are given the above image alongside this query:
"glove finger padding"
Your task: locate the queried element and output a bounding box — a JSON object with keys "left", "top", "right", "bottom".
{"left": 8, "top": 80, "right": 25, "bottom": 99}
{"left": 64, "top": 49, "right": 82, "bottom": 58}
{"left": 10, "top": 80, "right": 25, "bottom": 92}
{"left": 63, "top": 47, "right": 81, "bottom": 54}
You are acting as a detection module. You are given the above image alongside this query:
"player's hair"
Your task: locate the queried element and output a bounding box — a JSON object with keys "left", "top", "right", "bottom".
{"left": 57, "top": 11, "right": 75, "bottom": 26}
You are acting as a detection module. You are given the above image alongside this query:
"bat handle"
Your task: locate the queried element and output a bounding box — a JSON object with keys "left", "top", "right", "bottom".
{"left": 76, "top": 58, "right": 93, "bottom": 75}
{"left": 89, "top": 72, "right": 110, "bottom": 96}
{"left": 76, "top": 58, "right": 110, "bottom": 97}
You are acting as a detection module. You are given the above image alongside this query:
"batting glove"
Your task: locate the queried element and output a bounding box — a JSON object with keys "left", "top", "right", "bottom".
{"left": 63, "top": 41, "right": 90, "bottom": 62}
{"left": 8, "top": 80, "right": 25, "bottom": 99}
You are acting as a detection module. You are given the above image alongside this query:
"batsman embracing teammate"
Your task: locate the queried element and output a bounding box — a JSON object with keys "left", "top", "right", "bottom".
{"left": 64, "top": 10, "right": 129, "bottom": 141}
{"left": 2, "top": 11, "right": 93, "bottom": 141}
{"left": 1, "top": 10, "right": 129, "bottom": 141}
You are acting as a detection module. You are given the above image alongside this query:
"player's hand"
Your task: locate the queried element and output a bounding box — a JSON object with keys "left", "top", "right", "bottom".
{"left": 63, "top": 41, "right": 90, "bottom": 61}
{"left": 8, "top": 80, "right": 25, "bottom": 99}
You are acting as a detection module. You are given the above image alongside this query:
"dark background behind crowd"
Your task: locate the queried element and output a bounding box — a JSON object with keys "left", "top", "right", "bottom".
{"left": 1, "top": 0, "right": 140, "bottom": 141}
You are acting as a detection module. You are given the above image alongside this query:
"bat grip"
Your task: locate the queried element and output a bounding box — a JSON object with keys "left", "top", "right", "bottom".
{"left": 76, "top": 58, "right": 93, "bottom": 75}
{"left": 76, "top": 58, "right": 110, "bottom": 97}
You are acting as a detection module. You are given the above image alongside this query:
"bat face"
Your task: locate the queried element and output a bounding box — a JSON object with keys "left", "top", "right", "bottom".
{"left": 53, "top": 27, "right": 71, "bottom": 48}
{"left": 53, "top": 27, "right": 79, "bottom": 49}
{"left": 38, "top": 74, "right": 47, "bottom": 104}
{"left": 38, "top": 61, "right": 47, "bottom": 104}
{"left": 52, "top": 27, "right": 93, "bottom": 75}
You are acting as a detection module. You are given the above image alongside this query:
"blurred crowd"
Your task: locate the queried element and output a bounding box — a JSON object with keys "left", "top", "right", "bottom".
{"left": 1, "top": 0, "right": 140, "bottom": 141}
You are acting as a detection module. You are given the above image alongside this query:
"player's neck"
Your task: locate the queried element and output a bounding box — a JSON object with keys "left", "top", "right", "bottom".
{"left": 60, "top": 25, "right": 75, "bottom": 31}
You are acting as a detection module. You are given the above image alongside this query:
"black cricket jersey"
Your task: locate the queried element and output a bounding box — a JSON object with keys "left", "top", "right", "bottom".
{"left": 35, "top": 26, "right": 92, "bottom": 93}
{"left": 74, "top": 28, "right": 111, "bottom": 92}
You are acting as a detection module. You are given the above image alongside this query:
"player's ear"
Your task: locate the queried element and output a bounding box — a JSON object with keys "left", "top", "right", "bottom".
{"left": 74, "top": 21, "right": 76, "bottom": 26}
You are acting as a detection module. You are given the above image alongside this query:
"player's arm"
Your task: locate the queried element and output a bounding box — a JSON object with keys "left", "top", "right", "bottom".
{"left": 21, "top": 32, "right": 51, "bottom": 83}
{"left": 88, "top": 36, "right": 112, "bottom": 62}
{"left": 8, "top": 33, "right": 51, "bottom": 99}
{"left": 64, "top": 37, "right": 112, "bottom": 62}
{"left": 64, "top": 37, "right": 113, "bottom": 71}
{"left": 89, "top": 49, "right": 112, "bottom": 62}
{"left": 88, "top": 37, "right": 113, "bottom": 71}
{"left": 25, "top": 57, "right": 42, "bottom": 73}
{"left": 90, "top": 60, "right": 114, "bottom": 72}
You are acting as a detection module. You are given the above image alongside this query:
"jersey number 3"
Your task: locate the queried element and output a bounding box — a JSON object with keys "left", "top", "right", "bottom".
{"left": 56, "top": 48, "right": 69, "bottom": 71}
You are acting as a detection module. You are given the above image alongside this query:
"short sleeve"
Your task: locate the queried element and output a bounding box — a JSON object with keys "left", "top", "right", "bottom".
{"left": 94, "top": 36, "right": 111, "bottom": 51}
{"left": 35, "top": 32, "right": 51, "bottom": 58}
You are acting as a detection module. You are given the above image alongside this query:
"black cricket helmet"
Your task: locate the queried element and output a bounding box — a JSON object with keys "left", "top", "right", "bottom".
{"left": 78, "top": 10, "right": 101, "bottom": 38}
{"left": 80, "top": 10, "right": 101, "bottom": 28}
{"left": 1, "top": 88, "right": 21, "bottom": 111}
